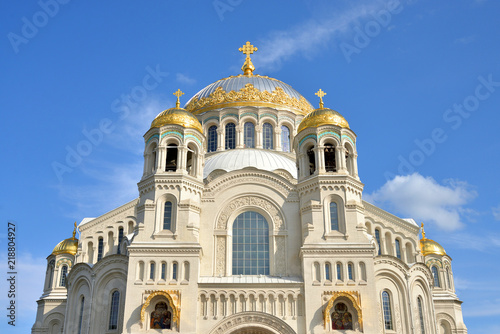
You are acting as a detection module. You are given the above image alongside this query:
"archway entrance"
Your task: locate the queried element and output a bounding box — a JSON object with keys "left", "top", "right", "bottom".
{"left": 209, "top": 312, "right": 296, "bottom": 334}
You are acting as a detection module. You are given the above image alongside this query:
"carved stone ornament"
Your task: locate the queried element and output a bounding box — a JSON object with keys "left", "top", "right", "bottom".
{"left": 323, "top": 291, "right": 363, "bottom": 331}
{"left": 217, "top": 196, "right": 284, "bottom": 231}
{"left": 140, "top": 290, "right": 181, "bottom": 327}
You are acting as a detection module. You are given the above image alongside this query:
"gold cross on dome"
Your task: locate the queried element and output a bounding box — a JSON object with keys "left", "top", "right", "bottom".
{"left": 239, "top": 41, "right": 258, "bottom": 57}
{"left": 315, "top": 89, "right": 327, "bottom": 109}
{"left": 173, "top": 89, "right": 184, "bottom": 108}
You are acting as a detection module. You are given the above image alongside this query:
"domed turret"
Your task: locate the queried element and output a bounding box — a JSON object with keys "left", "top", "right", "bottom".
{"left": 151, "top": 89, "right": 203, "bottom": 132}
{"left": 52, "top": 223, "right": 79, "bottom": 256}
{"left": 297, "top": 89, "right": 349, "bottom": 133}
{"left": 419, "top": 223, "right": 446, "bottom": 256}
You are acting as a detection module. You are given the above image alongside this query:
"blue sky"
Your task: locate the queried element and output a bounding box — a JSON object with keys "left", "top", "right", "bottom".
{"left": 1, "top": 0, "right": 500, "bottom": 332}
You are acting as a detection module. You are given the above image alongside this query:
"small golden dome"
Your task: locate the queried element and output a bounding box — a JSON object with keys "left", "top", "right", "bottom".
{"left": 297, "top": 107, "right": 350, "bottom": 133}
{"left": 419, "top": 222, "right": 446, "bottom": 257}
{"left": 150, "top": 107, "right": 203, "bottom": 133}
{"left": 52, "top": 223, "right": 79, "bottom": 256}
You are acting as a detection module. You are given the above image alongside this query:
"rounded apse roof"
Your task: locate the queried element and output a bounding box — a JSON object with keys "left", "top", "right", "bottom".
{"left": 204, "top": 149, "right": 297, "bottom": 179}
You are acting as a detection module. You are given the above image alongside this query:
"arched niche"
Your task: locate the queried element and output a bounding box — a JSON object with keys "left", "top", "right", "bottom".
{"left": 323, "top": 292, "right": 363, "bottom": 331}
{"left": 140, "top": 290, "right": 181, "bottom": 330}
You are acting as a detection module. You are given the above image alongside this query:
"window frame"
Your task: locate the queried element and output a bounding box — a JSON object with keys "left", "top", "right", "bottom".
{"left": 382, "top": 290, "right": 393, "bottom": 330}
{"left": 207, "top": 125, "right": 218, "bottom": 152}
{"left": 262, "top": 122, "right": 274, "bottom": 150}
{"left": 108, "top": 290, "right": 120, "bottom": 331}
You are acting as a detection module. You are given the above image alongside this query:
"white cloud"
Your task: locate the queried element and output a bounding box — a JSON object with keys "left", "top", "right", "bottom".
{"left": 364, "top": 173, "right": 477, "bottom": 231}
{"left": 176, "top": 73, "right": 196, "bottom": 85}
{"left": 493, "top": 205, "right": 500, "bottom": 221}
{"left": 253, "top": 1, "right": 393, "bottom": 71}
{"left": 454, "top": 35, "right": 475, "bottom": 45}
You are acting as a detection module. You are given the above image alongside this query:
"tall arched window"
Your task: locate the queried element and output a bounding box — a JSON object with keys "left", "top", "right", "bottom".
{"left": 244, "top": 122, "right": 255, "bottom": 148}
{"left": 165, "top": 145, "right": 178, "bottom": 172}
{"left": 330, "top": 202, "right": 339, "bottom": 231}
{"left": 172, "top": 262, "right": 178, "bottom": 280}
{"left": 382, "top": 291, "right": 393, "bottom": 330}
{"left": 360, "top": 262, "right": 367, "bottom": 281}
{"left": 59, "top": 265, "right": 68, "bottom": 287}
{"left": 375, "top": 229, "right": 381, "bottom": 255}
{"left": 163, "top": 201, "right": 172, "bottom": 230}
{"left": 207, "top": 125, "right": 218, "bottom": 152}
{"left": 232, "top": 211, "right": 269, "bottom": 275}
{"left": 262, "top": 123, "right": 273, "bottom": 149}
{"left": 225, "top": 123, "right": 236, "bottom": 149}
{"left": 117, "top": 227, "right": 124, "bottom": 255}
{"left": 161, "top": 262, "right": 166, "bottom": 280}
{"left": 307, "top": 147, "right": 316, "bottom": 175}
{"left": 97, "top": 237, "right": 104, "bottom": 261}
{"left": 77, "top": 296, "right": 85, "bottom": 334}
{"left": 183, "top": 261, "right": 190, "bottom": 281}
{"left": 325, "top": 263, "right": 331, "bottom": 281}
{"left": 138, "top": 261, "right": 144, "bottom": 281}
{"left": 336, "top": 262, "right": 343, "bottom": 281}
{"left": 281, "top": 125, "right": 290, "bottom": 152}
{"left": 324, "top": 144, "right": 336, "bottom": 172}
{"left": 348, "top": 263, "right": 354, "bottom": 280}
{"left": 395, "top": 239, "right": 401, "bottom": 259}
{"left": 47, "top": 260, "right": 55, "bottom": 290}
{"left": 418, "top": 296, "right": 425, "bottom": 334}
{"left": 446, "top": 267, "right": 452, "bottom": 289}
{"left": 108, "top": 291, "right": 120, "bottom": 330}
{"left": 313, "top": 262, "right": 320, "bottom": 282}
{"left": 432, "top": 266, "right": 440, "bottom": 287}
{"left": 149, "top": 262, "right": 155, "bottom": 280}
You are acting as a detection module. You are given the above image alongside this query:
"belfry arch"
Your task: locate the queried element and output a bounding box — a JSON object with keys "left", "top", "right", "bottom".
{"left": 208, "top": 312, "right": 296, "bottom": 334}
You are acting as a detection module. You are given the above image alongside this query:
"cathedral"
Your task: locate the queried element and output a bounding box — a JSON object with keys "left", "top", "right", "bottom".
{"left": 32, "top": 42, "right": 467, "bottom": 334}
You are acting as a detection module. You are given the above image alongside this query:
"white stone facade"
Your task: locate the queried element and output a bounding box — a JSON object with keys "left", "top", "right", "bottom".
{"left": 32, "top": 77, "right": 467, "bottom": 334}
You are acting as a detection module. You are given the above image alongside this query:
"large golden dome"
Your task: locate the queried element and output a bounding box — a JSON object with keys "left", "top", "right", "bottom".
{"left": 297, "top": 107, "right": 350, "bottom": 133}
{"left": 419, "top": 223, "right": 446, "bottom": 256}
{"left": 184, "top": 74, "right": 314, "bottom": 115}
{"left": 52, "top": 223, "right": 79, "bottom": 256}
{"left": 151, "top": 107, "right": 203, "bottom": 133}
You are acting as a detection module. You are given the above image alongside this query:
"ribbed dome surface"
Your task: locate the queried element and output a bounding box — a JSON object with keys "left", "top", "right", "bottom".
{"left": 204, "top": 149, "right": 297, "bottom": 179}
{"left": 52, "top": 238, "right": 78, "bottom": 256}
{"left": 420, "top": 238, "right": 446, "bottom": 257}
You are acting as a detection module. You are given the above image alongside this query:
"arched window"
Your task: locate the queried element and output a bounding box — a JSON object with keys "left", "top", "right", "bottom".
{"left": 307, "top": 147, "right": 316, "bottom": 175}
{"left": 313, "top": 262, "right": 320, "bottom": 282}
{"left": 446, "top": 267, "right": 452, "bottom": 289}
{"left": 128, "top": 221, "right": 134, "bottom": 234}
{"left": 348, "top": 263, "right": 354, "bottom": 280}
{"left": 330, "top": 202, "right": 339, "bottom": 231}
{"left": 183, "top": 261, "right": 190, "bottom": 281}
{"left": 108, "top": 291, "right": 120, "bottom": 330}
{"left": 395, "top": 239, "right": 401, "bottom": 259}
{"left": 59, "top": 265, "right": 68, "bottom": 287}
{"left": 244, "top": 122, "right": 255, "bottom": 148}
{"left": 281, "top": 125, "right": 290, "bottom": 152}
{"left": 138, "top": 261, "right": 145, "bottom": 281}
{"left": 186, "top": 144, "right": 198, "bottom": 176}
{"left": 432, "top": 266, "right": 440, "bottom": 287}
{"left": 325, "top": 263, "right": 331, "bottom": 281}
{"left": 382, "top": 291, "right": 393, "bottom": 330}
{"left": 375, "top": 229, "right": 381, "bottom": 255}
{"left": 161, "top": 262, "right": 166, "bottom": 280}
{"left": 359, "top": 262, "right": 367, "bottom": 281}
{"left": 149, "top": 262, "right": 155, "bottom": 280}
{"left": 324, "top": 144, "right": 336, "bottom": 172}
{"left": 225, "top": 123, "right": 236, "bottom": 149}
{"left": 331, "top": 302, "right": 353, "bottom": 330}
{"left": 263, "top": 123, "right": 273, "bottom": 149}
{"left": 165, "top": 145, "right": 178, "bottom": 172}
{"left": 87, "top": 241, "right": 94, "bottom": 264}
{"left": 345, "top": 146, "right": 353, "bottom": 175}
{"left": 117, "top": 227, "right": 124, "bottom": 255}
{"left": 418, "top": 296, "right": 425, "bottom": 334}
{"left": 207, "top": 125, "right": 218, "bottom": 152}
{"left": 406, "top": 242, "right": 414, "bottom": 262}
{"left": 47, "top": 260, "right": 55, "bottom": 290}
{"left": 163, "top": 201, "right": 172, "bottom": 230}
{"left": 97, "top": 237, "right": 104, "bottom": 261}
{"left": 77, "top": 296, "right": 85, "bottom": 334}
{"left": 336, "top": 262, "right": 343, "bottom": 281}
{"left": 232, "top": 211, "right": 269, "bottom": 275}
{"left": 172, "top": 262, "right": 178, "bottom": 281}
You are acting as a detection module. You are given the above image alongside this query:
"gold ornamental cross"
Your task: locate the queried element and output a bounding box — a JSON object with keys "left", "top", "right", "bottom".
{"left": 239, "top": 41, "right": 258, "bottom": 57}
{"left": 173, "top": 89, "right": 184, "bottom": 108}
{"left": 315, "top": 89, "right": 327, "bottom": 109}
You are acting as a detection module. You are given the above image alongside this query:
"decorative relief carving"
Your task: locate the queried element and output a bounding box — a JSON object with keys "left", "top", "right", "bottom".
{"left": 216, "top": 237, "right": 226, "bottom": 276}
{"left": 216, "top": 196, "right": 284, "bottom": 231}
{"left": 323, "top": 291, "right": 363, "bottom": 331}
{"left": 275, "top": 237, "right": 286, "bottom": 276}
{"left": 208, "top": 311, "right": 297, "bottom": 334}
{"left": 395, "top": 303, "right": 402, "bottom": 332}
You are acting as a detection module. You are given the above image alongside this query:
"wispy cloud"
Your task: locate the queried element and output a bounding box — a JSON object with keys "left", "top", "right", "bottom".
{"left": 454, "top": 35, "right": 475, "bottom": 45}
{"left": 492, "top": 205, "right": 500, "bottom": 221}
{"left": 364, "top": 173, "right": 477, "bottom": 231}
{"left": 176, "top": 73, "right": 196, "bottom": 85}
{"left": 443, "top": 232, "right": 500, "bottom": 252}
{"left": 253, "top": 1, "right": 390, "bottom": 71}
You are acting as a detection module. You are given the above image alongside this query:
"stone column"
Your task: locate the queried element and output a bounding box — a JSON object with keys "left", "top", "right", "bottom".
{"left": 255, "top": 125, "right": 262, "bottom": 149}
{"left": 157, "top": 146, "right": 166, "bottom": 172}
{"left": 217, "top": 128, "right": 224, "bottom": 151}
{"left": 236, "top": 125, "right": 244, "bottom": 148}
{"left": 337, "top": 146, "right": 347, "bottom": 173}
{"left": 274, "top": 127, "right": 282, "bottom": 151}
{"left": 316, "top": 146, "right": 325, "bottom": 173}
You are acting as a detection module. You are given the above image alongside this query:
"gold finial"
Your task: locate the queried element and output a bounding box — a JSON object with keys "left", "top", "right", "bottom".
{"left": 173, "top": 89, "right": 184, "bottom": 108}
{"left": 421, "top": 222, "right": 426, "bottom": 239}
{"left": 72, "top": 222, "right": 77, "bottom": 240}
{"left": 238, "top": 41, "right": 258, "bottom": 75}
{"left": 315, "top": 89, "right": 327, "bottom": 109}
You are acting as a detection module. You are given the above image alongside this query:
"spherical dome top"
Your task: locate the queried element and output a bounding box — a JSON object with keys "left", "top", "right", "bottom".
{"left": 420, "top": 237, "right": 446, "bottom": 257}
{"left": 150, "top": 107, "right": 203, "bottom": 133}
{"left": 204, "top": 149, "right": 297, "bottom": 179}
{"left": 184, "top": 74, "right": 314, "bottom": 115}
{"left": 52, "top": 237, "right": 78, "bottom": 256}
{"left": 297, "top": 107, "right": 350, "bottom": 133}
